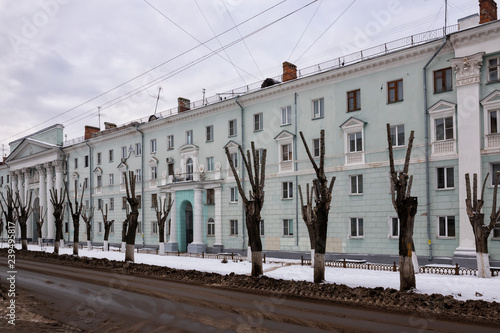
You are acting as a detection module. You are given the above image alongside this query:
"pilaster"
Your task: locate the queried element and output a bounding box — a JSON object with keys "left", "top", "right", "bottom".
{"left": 165, "top": 190, "right": 178, "bottom": 252}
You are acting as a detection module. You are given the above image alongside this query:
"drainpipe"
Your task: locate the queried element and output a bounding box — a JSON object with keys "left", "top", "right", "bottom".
{"left": 59, "top": 147, "right": 70, "bottom": 243}
{"left": 235, "top": 95, "right": 246, "bottom": 251}
{"left": 294, "top": 92, "right": 299, "bottom": 246}
{"left": 85, "top": 140, "right": 93, "bottom": 243}
{"left": 423, "top": 35, "right": 448, "bottom": 261}
{"left": 135, "top": 124, "right": 145, "bottom": 246}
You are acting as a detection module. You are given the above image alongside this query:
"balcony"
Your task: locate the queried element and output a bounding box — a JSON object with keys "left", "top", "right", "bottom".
{"left": 432, "top": 140, "right": 455, "bottom": 155}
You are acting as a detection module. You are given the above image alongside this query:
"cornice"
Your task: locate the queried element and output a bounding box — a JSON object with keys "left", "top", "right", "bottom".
{"left": 449, "top": 21, "right": 500, "bottom": 49}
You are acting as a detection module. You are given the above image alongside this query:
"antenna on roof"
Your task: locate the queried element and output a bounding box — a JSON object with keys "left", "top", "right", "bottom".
{"left": 154, "top": 87, "right": 162, "bottom": 115}
{"left": 98, "top": 106, "right": 101, "bottom": 130}
{"left": 444, "top": 0, "right": 448, "bottom": 35}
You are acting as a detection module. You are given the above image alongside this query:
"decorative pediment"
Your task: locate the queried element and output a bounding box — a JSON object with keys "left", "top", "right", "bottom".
{"left": 6, "top": 138, "right": 58, "bottom": 163}
{"left": 428, "top": 100, "right": 456, "bottom": 117}
{"left": 481, "top": 90, "right": 500, "bottom": 108}
{"left": 223, "top": 140, "right": 240, "bottom": 149}
{"left": 117, "top": 162, "right": 128, "bottom": 172}
{"left": 93, "top": 167, "right": 103, "bottom": 175}
{"left": 274, "top": 130, "right": 294, "bottom": 141}
{"left": 179, "top": 144, "right": 198, "bottom": 152}
{"left": 71, "top": 172, "right": 79, "bottom": 180}
{"left": 148, "top": 156, "right": 159, "bottom": 166}
{"left": 340, "top": 117, "right": 365, "bottom": 130}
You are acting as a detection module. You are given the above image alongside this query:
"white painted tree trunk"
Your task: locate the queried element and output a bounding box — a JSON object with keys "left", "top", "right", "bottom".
{"left": 476, "top": 252, "right": 492, "bottom": 278}
{"left": 159, "top": 242, "right": 165, "bottom": 255}
{"left": 60, "top": 239, "right": 64, "bottom": 248}
{"left": 247, "top": 246, "right": 252, "bottom": 262}
{"left": 87, "top": 240, "right": 91, "bottom": 250}
{"left": 38, "top": 239, "right": 43, "bottom": 248}
{"left": 412, "top": 251, "right": 419, "bottom": 274}
{"left": 73, "top": 242, "right": 79, "bottom": 256}
{"left": 125, "top": 244, "right": 135, "bottom": 262}
{"left": 103, "top": 240, "right": 109, "bottom": 251}
{"left": 310, "top": 249, "right": 315, "bottom": 267}
{"left": 251, "top": 250, "right": 263, "bottom": 277}
{"left": 121, "top": 241, "right": 126, "bottom": 253}
{"left": 54, "top": 241, "right": 60, "bottom": 254}
{"left": 314, "top": 252, "right": 325, "bottom": 283}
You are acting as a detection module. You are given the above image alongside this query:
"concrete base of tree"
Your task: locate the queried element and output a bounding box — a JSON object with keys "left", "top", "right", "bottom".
{"left": 54, "top": 241, "right": 60, "bottom": 254}
{"left": 314, "top": 252, "right": 325, "bottom": 283}
{"left": 159, "top": 242, "right": 165, "bottom": 255}
{"left": 165, "top": 242, "right": 178, "bottom": 252}
{"left": 399, "top": 255, "right": 416, "bottom": 291}
{"left": 103, "top": 240, "right": 109, "bottom": 251}
{"left": 38, "top": 239, "right": 42, "bottom": 248}
{"left": 187, "top": 243, "right": 206, "bottom": 254}
{"left": 87, "top": 241, "right": 91, "bottom": 251}
{"left": 477, "top": 252, "right": 491, "bottom": 278}
{"left": 251, "top": 251, "right": 263, "bottom": 277}
{"left": 73, "top": 242, "right": 79, "bottom": 256}
{"left": 412, "top": 251, "right": 419, "bottom": 274}
{"left": 125, "top": 244, "right": 135, "bottom": 262}
{"left": 60, "top": 239, "right": 64, "bottom": 248}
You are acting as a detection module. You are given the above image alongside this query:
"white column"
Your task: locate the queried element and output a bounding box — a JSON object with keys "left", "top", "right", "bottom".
{"left": 37, "top": 165, "right": 46, "bottom": 239}
{"left": 193, "top": 188, "right": 203, "bottom": 244}
{"left": 166, "top": 191, "right": 178, "bottom": 252}
{"left": 10, "top": 173, "right": 17, "bottom": 198}
{"left": 214, "top": 187, "right": 222, "bottom": 247}
{"left": 450, "top": 53, "right": 484, "bottom": 257}
{"left": 16, "top": 171, "right": 23, "bottom": 236}
{"left": 23, "top": 168, "right": 32, "bottom": 239}
{"left": 45, "top": 163, "right": 55, "bottom": 239}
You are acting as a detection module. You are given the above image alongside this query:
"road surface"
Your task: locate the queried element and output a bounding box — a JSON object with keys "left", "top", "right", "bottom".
{"left": 1, "top": 258, "right": 498, "bottom": 332}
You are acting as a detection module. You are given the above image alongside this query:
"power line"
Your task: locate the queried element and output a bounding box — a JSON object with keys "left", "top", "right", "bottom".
{"left": 287, "top": 0, "right": 323, "bottom": 61}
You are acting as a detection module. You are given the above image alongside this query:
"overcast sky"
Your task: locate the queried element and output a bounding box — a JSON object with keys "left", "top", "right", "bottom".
{"left": 0, "top": 0, "right": 479, "bottom": 155}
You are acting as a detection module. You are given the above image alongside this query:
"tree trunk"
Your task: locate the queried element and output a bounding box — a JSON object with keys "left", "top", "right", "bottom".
{"left": 60, "top": 239, "right": 64, "bottom": 248}
{"left": 20, "top": 224, "right": 28, "bottom": 250}
{"left": 21, "top": 239, "right": 28, "bottom": 251}
{"left": 121, "top": 241, "right": 126, "bottom": 253}
{"left": 87, "top": 240, "right": 91, "bottom": 250}
{"left": 54, "top": 241, "right": 60, "bottom": 254}
{"left": 399, "top": 255, "right": 416, "bottom": 290}
{"left": 251, "top": 251, "right": 263, "bottom": 276}
{"left": 73, "top": 242, "right": 79, "bottom": 256}
{"left": 246, "top": 214, "right": 263, "bottom": 277}
{"left": 125, "top": 243, "right": 135, "bottom": 262}
{"left": 476, "top": 252, "right": 491, "bottom": 278}
{"left": 314, "top": 252, "right": 325, "bottom": 283}
{"left": 412, "top": 251, "right": 419, "bottom": 274}
{"left": 159, "top": 242, "right": 165, "bottom": 255}
{"left": 310, "top": 249, "right": 315, "bottom": 267}
{"left": 38, "top": 238, "right": 42, "bottom": 247}
{"left": 159, "top": 224, "right": 165, "bottom": 243}
{"left": 104, "top": 240, "right": 109, "bottom": 251}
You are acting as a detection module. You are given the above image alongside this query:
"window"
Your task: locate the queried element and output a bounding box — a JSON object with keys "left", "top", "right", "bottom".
{"left": 230, "top": 152, "right": 238, "bottom": 168}
{"left": 98, "top": 222, "right": 102, "bottom": 233}
{"left": 313, "top": 139, "right": 320, "bottom": 158}
{"left": 98, "top": 199, "right": 103, "bottom": 210}
{"left": 186, "top": 130, "right": 193, "bottom": 144}
{"left": 85, "top": 200, "right": 89, "bottom": 209}
{"left": 150, "top": 139, "right": 157, "bottom": 153}
{"left": 349, "top": 132, "right": 363, "bottom": 153}
{"left": 388, "top": 79, "right": 403, "bottom": 103}
{"left": 281, "top": 106, "right": 291, "bottom": 125}
{"left": 230, "top": 187, "right": 238, "bottom": 203}
{"left": 151, "top": 193, "right": 158, "bottom": 208}
{"left": 350, "top": 218, "right": 364, "bottom": 237}
{"left": 283, "top": 219, "right": 293, "bottom": 236}
{"left": 492, "top": 163, "right": 500, "bottom": 185}
{"left": 122, "top": 197, "right": 127, "bottom": 209}
{"left": 135, "top": 169, "right": 142, "bottom": 181}
{"left": 206, "top": 157, "right": 214, "bottom": 172}
{"left": 489, "top": 110, "right": 500, "bottom": 134}
{"left": 137, "top": 195, "right": 142, "bottom": 209}
{"left": 97, "top": 152, "right": 102, "bottom": 165}
{"left": 438, "top": 216, "right": 455, "bottom": 237}
{"left": 0, "top": 177, "right": 3, "bottom": 186}
{"left": 109, "top": 174, "right": 114, "bottom": 185}
{"left": 137, "top": 222, "right": 142, "bottom": 234}
{"left": 74, "top": 158, "right": 78, "bottom": 169}
{"left": 347, "top": 89, "right": 361, "bottom": 112}
{"left": 152, "top": 221, "right": 158, "bottom": 234}
{"left": 121, "top": 146, "right": 127, "bottom": 159}
{"left": 494, "top": 218, "right": 500, "bottom": 238}
{"left": 437, "top": 167, "right": 454, "bottom": 189}
{"left": 110, "top": 223, "right": 114, "bottom": 233}
{"left": 109, "top": 198, "right": 114, "bottom": 210}
{"left": 121, "top": 172, "right": 126, "bottom": 184}
{"left": 434, "top": 68, "right": 452, "bottom": 93}
{"left": 230, "top": 220, "right": 238, "bottom": 235}
{"left": 260, "top": 220, "right": 265, "bottom": 236}
{"left": 228, "top": 119, "right": 237, "bottom": 136}
{"left": 206, "top": 189, "right": 215, "bottom": 205}
{"left": 390, "top": 217, "right": 399, "bottom": 238}
{"left": 109, "top": 149, "right": 114, "bottom": 162}
{"left": 151, "top": 166, "right": 157, "bottom": 180}
{"left": 135, "top": 143, "right": 142, "bottom": 156}
{"left": 390, "top": 125, "right": 405, "bottom": 147}
{"left": 256, "top": 148, "right": 264, "bottom": 165}
{"left": 488, "top": 56, "right": 499, "bottom": 82}
{"left": 84, "top": 178, "right": 88, "bottom": 189}
{"left": 281, "top": 143, "right": 292, "bottom": 162}
{"left": 207, "top": 218, "right": 215, "bottom": 236}
{"left": 312, "top": 98, "right": 324, "bottom": 119}
{"left": 350, "top": 175, "right": 363, "bottom": 194}
{"left": 435, "top": 117, "right": 453, "bottom": 141}
{"left": 282, "top": 182, "right": 293, "bottom": 199}
{"left": 186, "top": 158, "right": 193, "bottom": 181}
{"left": 167, "top": 135, "right": 174, "bottom": 150}
{"left": 254, "top": 113, "right": 263, "bottom": 131}
{"left": 206, "top": 125, "right": 213, "bottom": 142}
{"left": 84, "top": 155, "right": 89, "bottom": 168}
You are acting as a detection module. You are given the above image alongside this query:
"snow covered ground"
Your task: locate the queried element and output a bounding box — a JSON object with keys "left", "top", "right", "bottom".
{"left": 12, "top": 244, "right": 500, "bottom": 303}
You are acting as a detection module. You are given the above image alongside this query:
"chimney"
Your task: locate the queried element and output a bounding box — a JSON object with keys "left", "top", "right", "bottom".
{"left": 282, "top": 61, "right": 297, "bottom": 82}
{"left": 480, "top": 0, "right": 497, "bottom": 24}
{"left": 104, "top": 122, "right": 117, "bottom": 130}
{"left": 84, "top": 125, "right": 100, "bottom": 140}
{"left": 178, "top": 97, "right": 191, "bottom": 113}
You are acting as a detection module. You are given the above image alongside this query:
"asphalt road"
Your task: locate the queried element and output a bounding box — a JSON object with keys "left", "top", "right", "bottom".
{"left": 1, "top": 258, "right": 498, "bottom": 332}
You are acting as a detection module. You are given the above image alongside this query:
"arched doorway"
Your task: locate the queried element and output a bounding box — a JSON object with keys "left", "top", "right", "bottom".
{"left": 179, "top": 200, "right": 193, "bottom": 252}
{"left": 32, "top": 197, "right": 40, "bottom": 242}
{"left": 185, "top": 202, "right": 193, "bottom": 248}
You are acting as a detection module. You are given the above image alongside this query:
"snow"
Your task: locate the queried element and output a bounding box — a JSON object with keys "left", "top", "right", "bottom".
{"left": 12, "top": 244, "right": 500, "bottom": 303}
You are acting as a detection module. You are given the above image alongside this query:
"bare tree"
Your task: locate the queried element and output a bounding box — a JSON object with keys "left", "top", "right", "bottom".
{"left": 13, "top": 191, "right": 33, "bottom": 251}
{"left": 465, "top": 172, "right": 500, "bottom": 278}
{"left": 101, "top": 204, "right": 115, "bottom": 251}
{"left": 0, "top": 188, "right": 15, "bottom": 244}
{"left": 124, "top": 171, "right": 140, "bottom": 262}
{"left": 155, "top": 195, "right": 173, "bottom": 255}
{"left": 82, "top": 205, "right": 94, "bottom": 250}
{"left": 121, "top": 205, "right": 130, "bottom": 253}
{"left": 36, "top": 205, "right": 47, "bottom": 247}
{"left": 65, "top": 181, "right": 85, "bottom": 256}
{"left": 299, "top": 183, "right": 316, "bottom": 264}
{"left": 387, "top": 123, "right": 418, "bottom": 291}
{"left": 225, "top": 142, "right": 266, "bottom": 277}
{"left": 299, "top": 130, "right": 336, "bottom": 283}
{"left": 49, "top": 188, "right": 66, "bottom": 254}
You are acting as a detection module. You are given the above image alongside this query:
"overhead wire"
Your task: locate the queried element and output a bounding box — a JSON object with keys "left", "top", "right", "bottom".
{"left": 287, "top": 0, "right": 323, "bottom": 61}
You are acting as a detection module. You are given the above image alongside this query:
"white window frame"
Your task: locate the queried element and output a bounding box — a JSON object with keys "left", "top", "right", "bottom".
{"left": 151, "top": 166, "right": 157, "bottom": 180}
{"left": 206, "top": 157, "right": 214, "bottom": 172}
{"left": 230, "top": 219, "right": 238, "bottom": 236}
{"left": 260, "top": 220, "right": 265, "bottom": 236}
{"left": 437, "top": 167, "right": 454, "bottom": 190}
{"left": 186, "top": 130, "right": 193, "bottom": 145}
{"left": 389, "top": 217, "right": 399, "bottom": 239}
{"left": 167, "top": 135, "right": 174, "bottom": 150}
{"left": 313, "top": 138, "right": 320, "bottom": 158}
{"left": 312, "top": 98, "right": 324, "bottom": 119}
{"left": 150, "top": 139, "right": 156, "bottom": 153}
{"left": 136, "top": 143, "right": 142, "bottom": 156}
{"left": 97, "top": 152, "right": 102, "bottom": 165}
{"left": 390, "top": 124, "right": 405, "bottom": 147}
{"left": 275, "top": 131, "right": 294, "bottom": 173}
{"left": 109, "top": 198, "right": 114, "bottom": 211}
{"left": 281, "top": 143, "right": 292, "bottom": 162}
{"left": 109, "top": 174, "right": 114, "bottom": 185}
{"left": 206, "top": 125, "right": 213, "bottom": 142}
{"left": 186, "top": 158, "right": 194, "bottom": 181}
{"left": 74, "top": 158, "right": 78, "bottom": 169}
{"left": 207, "top": 218, "right": 215, "bottom": 236}
{"left": 228, "top": 119, "right": 237, "bottom": 137}
{"left": 281, "top": 106, "right": 291, "bottom": 125}
{"left": 428, "top": 100, "right": 456, "bottom": 156}
{"left": 225, "top": 142, "right": 239, "bottom": 179}
{"left": 437, "top": 216, "right": 455, "bottom": 238}
{"left": 230, "top": 187, "right": 238, "bottom": 203}
{"left": 350, "top": 174, "right": 363, "bottom": 195}
{"left": 493, "top": 218, "right": 500, "bottom": 239}
{"left": 350, "top": 217, "right": 364, "bottom": 238}
{"left": 481, "top": 90, "right": 500, "bottom": 149}
{"left": 121, "top": 146, "right": 127, "bottom": 159}
{"left": 283, "top": 219, "right": 293, "bottom": 236}
{"left": 109, "top": 149, "right": 114, "bottom": 162}
{"left": 152, "top": 221, "right": 158, "bottom": 234}
{"left": 135, "top": 169, "right": 142, "bottom": 181}
{"left": 341, "top": 118, "right": 365, "bottom": 165}
{"left": 282, "top": 181, "right": 293, "bottom": 199}
{"left": 487, "top": 56, "right": 499, "bottom": 83}
{"left": 254, "top": 113, "right": 263, "bottom": 131}
{"left": 491, "top": 163, "right": 500, "bottom": 186}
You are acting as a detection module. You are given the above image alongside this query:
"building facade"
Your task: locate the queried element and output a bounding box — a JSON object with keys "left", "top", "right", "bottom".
{"left": 2, "top": 6, "right": 500, "bottom": 265}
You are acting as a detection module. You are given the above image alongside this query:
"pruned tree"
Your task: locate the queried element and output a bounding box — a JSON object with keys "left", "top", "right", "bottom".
{"left": 299, "top": 130, "right": 336, "bottom": 283}
{"left": 225, "top": 142, "right": 266, "bottom": 277}
{"left": 65, "top": 181, "right": 85, "bottom": 256}
{"left": 49, "top": 187, "right": 66, "bottom": 254}
{"left": 0, "top": 188, "right": 15, "bottom": 243}
{"left": 155, "top": 195, "right": 173, "bottom": 255}
{"left": 121, "top": 205, "right": 130, "bottom": 253}
{"left": 82, "top": 205, "right": 94, "bottom": 250}
{"left": 299, "top": 183, "right": 316, "bottom": 264}
{"left": 465, "top": 172, "right": 500, "bottom": 278}
{"left": 124, "top": 171, "right": 140, "bottom": 262}
{"left": 13, "top": 191, "right": 33, "bottom": 251}
{"left": 101, "top": 204, "right": 115, "bottom": 251}
{"left": 387, "top": 123, "right": 418, "bottom": 291}
{"left": 36, "top": 205, "right": 47, "bottom": 247}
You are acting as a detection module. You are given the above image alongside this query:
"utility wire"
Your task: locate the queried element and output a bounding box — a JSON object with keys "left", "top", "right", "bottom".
{"left": 287, "top": 0, "right": 323, "bottom": 61}
{"left": 294, "top": 0, "right": 356, "bottom": 64}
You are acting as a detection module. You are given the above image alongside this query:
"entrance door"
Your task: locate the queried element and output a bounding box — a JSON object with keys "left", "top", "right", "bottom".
{"left": 185, "top": 202, "right": 193, "bottom": 247}
{"left": 32, "top": 197, "right": 40, "bottom": 242}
